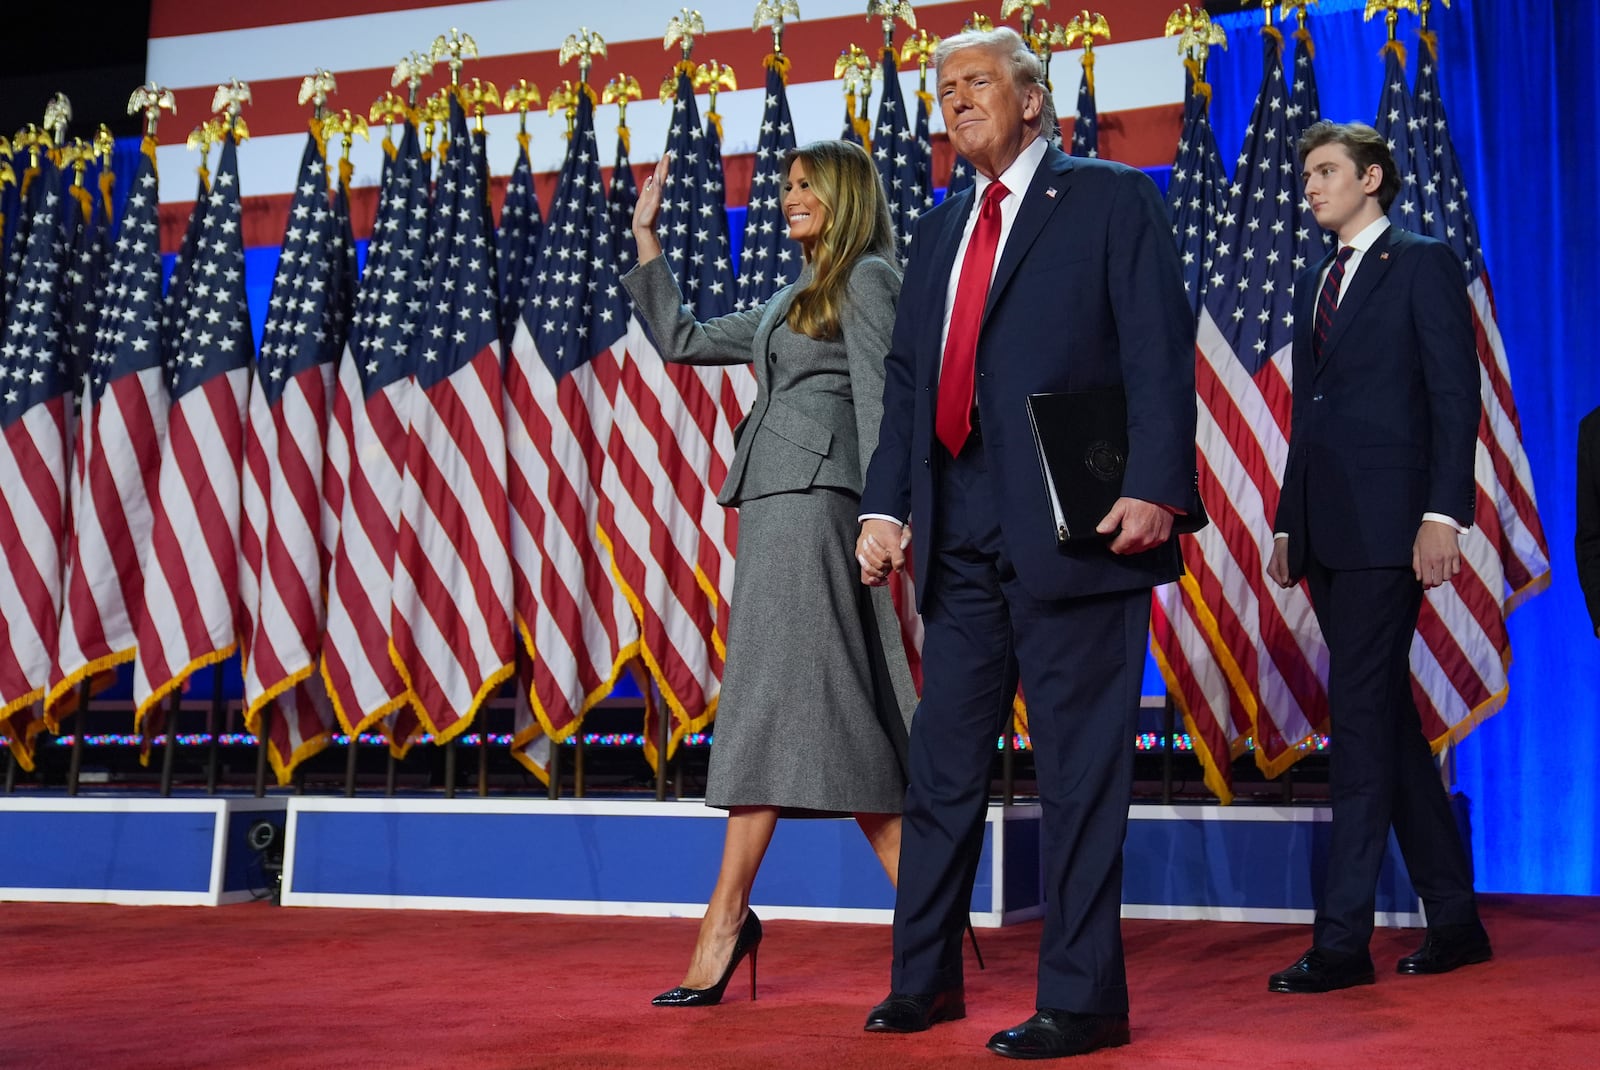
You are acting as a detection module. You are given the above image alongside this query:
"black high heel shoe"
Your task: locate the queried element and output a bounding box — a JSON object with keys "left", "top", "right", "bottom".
{"left": 651, "top": 909, "right": 763, "bottom": 1007}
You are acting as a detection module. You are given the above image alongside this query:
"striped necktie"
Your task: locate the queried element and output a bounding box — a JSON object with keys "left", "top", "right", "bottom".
{"left": 1313, "top": 245, "right": 1355, "bottom": 359}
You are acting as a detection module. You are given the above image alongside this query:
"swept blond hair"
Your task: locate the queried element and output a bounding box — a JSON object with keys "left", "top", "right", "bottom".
{"left": 782, "top": 140, "right": 898, "bottom": 340}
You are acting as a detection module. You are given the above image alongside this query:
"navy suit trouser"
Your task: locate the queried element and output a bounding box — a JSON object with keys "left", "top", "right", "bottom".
{"left": 1303, "top": 554, "right": 1480, "bottom": 955}
{"left": 890, "top": 440, "right": 1148, "bottom": 1014}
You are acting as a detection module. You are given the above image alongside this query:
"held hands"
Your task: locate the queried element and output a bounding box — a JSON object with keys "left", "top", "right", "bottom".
{"left": 857, "top": 519, "right": 909, "bottom": 587}
{"left": 1413, "top": 519, "right": 1462, "bottom": 590}
{"left": 630, "top": 154, "right": 672, "bottom": 265}
{"left": 1096, "top": 497, "right": 1173, "bottom": 555}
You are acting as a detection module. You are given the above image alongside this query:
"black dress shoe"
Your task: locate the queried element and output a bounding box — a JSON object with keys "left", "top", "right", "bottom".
{"left": 1268, "top": 947, "right": 1376, "bottom": 993}
{"left": 862, "top": 987, "right": 966, "bottom": 1033}
{"left": 986, "top": 1010, "right": 1131, "bottom": 1060}
{"left": 1397, "top": 924, "right": 1492, "bottom": 975}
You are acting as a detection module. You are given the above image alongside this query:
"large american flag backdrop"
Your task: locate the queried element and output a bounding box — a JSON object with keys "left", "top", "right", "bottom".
{"left": 0, "top": 0, "right": 1546, "bottom": 791}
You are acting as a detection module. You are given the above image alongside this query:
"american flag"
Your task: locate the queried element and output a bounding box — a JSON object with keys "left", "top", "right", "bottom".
{"left": 0, "top": 149, "right": 25, "bottom": 324}
{"left": 320, "top": 120, "right": 426, "bottom": 749}
{"left": 238, "top": 130, "right": 341, "bottom": 784}
{"left": 496, "top": 128, "right": 544, "bottom": 348}
{"left": 132, "top": 130, "right": 254, "bottom": 737}
{"left": 1150, "top": 24, "right": 1331, "bottom": 801}
{"left": 1166, "top": 60, "right": 1230, "bottom": 317}
{"left": 387, "top": 94, "right": 515, "bottom": 743}
{"left": 48, "top": 163, "right": 113, "bottom": 739}
{"left": 608, "top": 119, "right": 641, "bottom": 277}
{"left": 505, "top": 89, "right": 640, "bottom": 781}
{"left": 909, "top": 74, "right": 936, "bottom": 230}
{"left": 872, "top": 47, "right": 929, "bottom": 251}
{"left": 946, "top": 153, "right": 976, "bottom": 197}
{"left": 0, "top": 156, "right": 70, "bottom": 759}
{"left": 1411, "top": 32, "right": 1549, "bottom": 602}
{"left": 1285, "top": 21, "right": 1321, "bottom": 136}
{"left": 49, "top": 144, "right": 168, "bottom": 719}
{"left": 734, "top": 56, "right": 801, "bottom": 311}
{"left": 1370, "top": 40, "right": 1540, "bottom": 748}
{"left": 609, "top": 68, "right": 734, "bottom": 769}
{"left": 1069, "top": 59, "right": 1099, "bottom": 158}
{"left": 160, "top": 168, "right": 209, "bottom": 377}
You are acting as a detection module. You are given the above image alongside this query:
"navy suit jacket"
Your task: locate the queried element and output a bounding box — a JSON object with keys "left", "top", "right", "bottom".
{"left": 860, "top": 145, "right": 1196, "bottom": 607}
{"left": 1274, "top": 225, "right": 1480, "bottom": 578}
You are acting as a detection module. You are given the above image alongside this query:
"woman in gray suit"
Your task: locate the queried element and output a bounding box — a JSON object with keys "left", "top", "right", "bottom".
{"left": 627, "top": 140, "right": 916, "bottom": 1007}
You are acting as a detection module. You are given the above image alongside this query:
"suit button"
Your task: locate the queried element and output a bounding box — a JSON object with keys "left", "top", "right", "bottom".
{"left": 1312, "top": 393, "right": 1324, "bottom": 401}
{"left": 922, "top": 458, "right": 930, "bottom": 467}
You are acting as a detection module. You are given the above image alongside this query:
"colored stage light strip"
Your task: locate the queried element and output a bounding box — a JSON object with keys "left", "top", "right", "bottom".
{"left": 0, "top": 732, "right": 1336, "bottom": 753}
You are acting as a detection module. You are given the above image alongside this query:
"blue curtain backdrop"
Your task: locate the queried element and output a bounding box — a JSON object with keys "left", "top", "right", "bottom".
{"left": 1207, "top": 0, "right": 1599, "bottom": 896}
{"left": 114, "top": 0, "right": 1593, "bottom": 893}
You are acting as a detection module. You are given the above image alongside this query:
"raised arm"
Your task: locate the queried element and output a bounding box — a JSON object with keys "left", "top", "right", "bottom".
{"left": 622, "top": 153, "right": 763, "bottom": 366}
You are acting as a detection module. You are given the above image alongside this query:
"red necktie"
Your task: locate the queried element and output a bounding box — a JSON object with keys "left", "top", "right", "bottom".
{"left": 1313, "top": 245, "right": 1355, "bottom": 360}
{"left": 937, "top": 180, "right": 1009, "bottom": 456}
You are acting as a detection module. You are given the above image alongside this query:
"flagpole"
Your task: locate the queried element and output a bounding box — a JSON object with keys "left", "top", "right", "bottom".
{"left": 160, "top": 694, "right": 181, "bottom": 797}
{"left": 344, "top": 728, "right": 359, "bottom": 797}
{"left": 205, "top": 673, "right": 224, "bottom": 795}
{"left": 254, "top": 706, "right": 272, "bottom": 798}
{"left": 477, "top": 710, "right": 491, "bottom": 798}
{"left": 66, "top": 687, "right": 89, "bottom": 796}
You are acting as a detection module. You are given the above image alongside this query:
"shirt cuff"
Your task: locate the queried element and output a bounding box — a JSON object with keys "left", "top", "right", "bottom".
{"left": 1273, "top": 532, "right": 1289, "bottom": 542}
{"left": 1421, "top": 512, "right": 1469, "bottom": 535}
{"left": 858, "top": 513, "right": 905, "bottom": 527}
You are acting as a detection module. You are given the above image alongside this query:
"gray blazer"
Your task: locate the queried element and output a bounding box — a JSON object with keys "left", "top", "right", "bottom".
{"left": 621, "top": 253, "right": 902, "bottom": 505}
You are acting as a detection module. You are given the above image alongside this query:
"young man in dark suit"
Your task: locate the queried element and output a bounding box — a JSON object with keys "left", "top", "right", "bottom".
{"left": 1267, "top": 120, "right": 1490, "bottom": 993}
{"left": 854, "top": 26, "right": 1195, "bottom": 1059}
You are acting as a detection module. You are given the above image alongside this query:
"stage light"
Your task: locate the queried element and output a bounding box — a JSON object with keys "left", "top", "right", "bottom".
{"left": 247, "top": 819, "right": 285, "bottom": 905}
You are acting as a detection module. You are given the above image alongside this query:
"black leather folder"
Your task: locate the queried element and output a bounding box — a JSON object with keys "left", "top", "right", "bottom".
{"left": 1024, "top": 388, "right": 1208, "bottom": 547}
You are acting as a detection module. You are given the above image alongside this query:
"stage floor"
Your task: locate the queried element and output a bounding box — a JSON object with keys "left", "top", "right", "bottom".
{"left": 3, "top": 894, "right": 1593, "bottom": 1068}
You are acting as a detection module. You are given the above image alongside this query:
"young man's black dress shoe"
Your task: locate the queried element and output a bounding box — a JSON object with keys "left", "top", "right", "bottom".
{"left": 1396, "top": 924, "right": 1493, "bottom": 975}
{"left": 985, "top": 1010, "right": 1131, "bottom": 1060}
{"left": 1268, "top": 948, "right": 1376, "bottom": 993}
{"left": 862, "top": 987, "right": 966, "bottom": 1033}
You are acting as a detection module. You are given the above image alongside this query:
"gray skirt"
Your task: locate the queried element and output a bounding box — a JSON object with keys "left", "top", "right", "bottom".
{"left": 705, "top": 487, "right": 910, "bottom": 814}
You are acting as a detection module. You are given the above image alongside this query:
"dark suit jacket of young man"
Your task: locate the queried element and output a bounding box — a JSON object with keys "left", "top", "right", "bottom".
{"left": 860, "top": 145, "right": 1195, "bottom": 604}
{"left": 1274, "top": 224, "right": 1480, "bottom": 577}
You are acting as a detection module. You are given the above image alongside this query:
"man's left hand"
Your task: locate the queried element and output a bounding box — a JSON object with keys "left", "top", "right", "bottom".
{"left": 1413, "top": 519, "right": 1462, "bottom": 589}
{"left": 1097, "top": 498, "right": 1174, "bottom": 555}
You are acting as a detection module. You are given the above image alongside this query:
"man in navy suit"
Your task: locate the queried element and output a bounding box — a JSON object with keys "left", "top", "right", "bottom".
{"left": 854, "top": 27, "right": 1194, "bottom": 1059}
{"left": 1267, "top": 120, "right": 1490, "bottom": 993}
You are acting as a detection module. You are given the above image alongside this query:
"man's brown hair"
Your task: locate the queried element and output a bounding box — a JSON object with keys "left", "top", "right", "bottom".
{"left": 1297, "top": 120, "right": 1401, "bottom": 213}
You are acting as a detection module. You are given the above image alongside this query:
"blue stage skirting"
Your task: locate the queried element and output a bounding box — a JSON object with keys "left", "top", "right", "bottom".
{"left": 0, "top": 796, "right": 287, "bottom": 906}
{"left": 1, "top": 797, "right": 1424, "bottom": 926}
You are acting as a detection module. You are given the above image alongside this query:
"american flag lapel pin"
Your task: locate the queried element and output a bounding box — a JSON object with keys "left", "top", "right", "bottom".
{"left": 1044, "top": 186, "right": 1058, "bottom": 198}
{"left": 1380, "top": 252, "right": 1390, "bottom": 260}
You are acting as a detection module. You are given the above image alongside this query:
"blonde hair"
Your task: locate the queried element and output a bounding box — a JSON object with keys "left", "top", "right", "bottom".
{"left": 782, "top": 140, "right": 898, "bottom": 340}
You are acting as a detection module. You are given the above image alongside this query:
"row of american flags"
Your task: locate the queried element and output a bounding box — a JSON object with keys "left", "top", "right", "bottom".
{"left": 0, "top": 2, "right": 1546, "bottom": 795}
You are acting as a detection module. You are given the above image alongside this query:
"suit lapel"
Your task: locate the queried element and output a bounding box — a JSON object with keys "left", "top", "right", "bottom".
{"left": 922, "top": 187, "right": 974, "bottom": 372}
{"left": 1318, "top": 225, "right": 1398, "bottom": 362}
{"left": 1297, "top": 250, "right": 1331, "bottom": 368}
{"left": 983, "top": 146, "right": 1073, "bottom": 325}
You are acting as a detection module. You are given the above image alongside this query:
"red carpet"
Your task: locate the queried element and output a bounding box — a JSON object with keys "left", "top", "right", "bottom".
{"left": 3, "top": 894, "right": 1595, "bottom": 1068}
